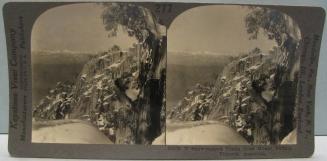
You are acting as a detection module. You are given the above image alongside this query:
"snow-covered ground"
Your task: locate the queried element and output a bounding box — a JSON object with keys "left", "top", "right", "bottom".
{"left": 32, "top": 119, "right": 113, "bottom": 144}
{"left": 153, "top": 120, "right": 248, "bottom": 145}
{"left": 281, "top": 129, "right": 297, "bottom": 144}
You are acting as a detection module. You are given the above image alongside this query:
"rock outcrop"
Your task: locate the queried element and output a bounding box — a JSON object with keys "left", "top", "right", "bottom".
{"left": 33, "top": 39, "right": 166, "bottom": 144}
{"left": 169, "top": 47, "right": 299, "bottom": 145}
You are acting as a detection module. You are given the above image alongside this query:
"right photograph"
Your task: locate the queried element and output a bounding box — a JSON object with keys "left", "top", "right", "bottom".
{"left": 165, "top": 5, "right": 301, "bottom": 145}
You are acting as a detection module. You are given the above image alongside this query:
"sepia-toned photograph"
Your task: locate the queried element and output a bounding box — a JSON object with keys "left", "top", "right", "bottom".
{"left": 4, "top": 1, "right": 325, "bottom": 159}
{"left": 31, "top": 3, "right": 166, "bottom": 145}
{"left": 31, "top": 3, "right": 301, "bottom": 146}
{"left": 165, "top": 5, "right": 301, "bottom": 145}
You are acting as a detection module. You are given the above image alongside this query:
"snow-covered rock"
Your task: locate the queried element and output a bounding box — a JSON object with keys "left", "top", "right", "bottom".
{"left": 153, "top": 121, "right": 248, "bottom": 145}
{"left": 168, "top": 49, "right": 299, "bottom": 145}
{"left": 32, "top": 120, "right": 113, "bottom": 144}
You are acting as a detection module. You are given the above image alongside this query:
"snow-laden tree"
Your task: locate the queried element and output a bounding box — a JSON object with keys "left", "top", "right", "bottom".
{"left": 245, "top": 7, "right": 301, "bottom": 144}
{"left": 101, "top": 3, "right": 166, "bottom": 144}
{"left": 245, "top": 7, "right": 301, "bottom": 79}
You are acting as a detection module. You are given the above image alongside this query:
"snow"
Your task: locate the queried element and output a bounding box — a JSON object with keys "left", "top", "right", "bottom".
{"left": 242, "top": 96, "right": 251, "bottom": 102}
{"left": 184, "top": 97, "right": 191, "bottom": 102}
{"left": 262, "top": 90, "right": 275, "bottom": 102}
{"left": 81, "top": 74, "right": 87, "bottom": 79}
{"left": 125, "top": 88, "right": 139, "bottom": 101}
{"left": 248, "top": 64, "right": 263, "bottom": 71}
{"left": 235, "top": 82, "right": 242, "bottom": 91}
{"left": 83, "top": 86, "right": 94, "bottom": 96}
{"left": 104, "top": 94, "right": 113, "bottom": 101}
{"left": 32, "top": 120, "right": 113, "bottom": 144}
{"left": 96, "top": 80, "right": 103, "bottom": 89}
{"left": 157, "top": 24, "right": 167, "bottom": 37}
{"left": 281, "top": 129, "right": 297, "bottom": 144}
{"left": 132, "top": 71, "right": 138, "bottom": 77}
{"left": 241, "top": 103, "right": 247, "bottom": 107}
{"left": 222, "top": 89, "right": 231, "bottom": 97}
{"left": 270, "top": 73, "right": 275, "bottom": 79}
{"left": 45, "top": 105, "right": 51, "bottom": 111}
{"left": 239, "top": 56, "right": 249, "bottom": 62}
{"left": 181, "top": 107, "right": 190, "bottom": 113}
{"left": 94, "top": 74, "right": 104, "bottom": 79}
{"left": 98, "top": 54, "right": 110, "bottom": 60}
{"left": 233, "top": 75, "right": 243, "bottom": 81}
{"left": 83, "top": 91, "right": 91, "bottom": 96}
{"left": 153, "top": 121, "right": 248, "bottom": 145}
{"left": 108, "top": 62, "right": 122, "bottom": 70}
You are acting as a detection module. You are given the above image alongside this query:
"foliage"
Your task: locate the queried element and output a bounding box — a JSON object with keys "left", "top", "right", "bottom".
{"left": 100, "top": 3, "right": 166, "bottom": 144}
{"left": 101, "top": 3, "right": 150, "bottom": 42}
{"left": 245, "top": 7, "right": 290, "bottom": 46}
{"left": 250, "top": 47, "right": 261, "bottom": 55}
{"left": 110, "top": 44, "right": 121, "bottom": 52}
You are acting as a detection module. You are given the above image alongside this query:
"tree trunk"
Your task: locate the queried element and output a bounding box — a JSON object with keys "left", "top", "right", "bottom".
{"left": 134, "top": 10, "right": 166, "bottom": 144}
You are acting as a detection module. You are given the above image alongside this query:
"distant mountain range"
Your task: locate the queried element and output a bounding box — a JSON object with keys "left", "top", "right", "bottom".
{"left": 32, "top": 50, "right": 99, "bottom": 55}
{"left": 168, "top": 51, "right": 233, "bottom": 66}
{"left": 32, "top": 51, "right": 93, "bottom": 105}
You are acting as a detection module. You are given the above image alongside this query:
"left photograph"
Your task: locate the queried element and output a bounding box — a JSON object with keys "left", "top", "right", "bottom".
{"left": 31, "top": 3, "right": 167, "bottom": 145}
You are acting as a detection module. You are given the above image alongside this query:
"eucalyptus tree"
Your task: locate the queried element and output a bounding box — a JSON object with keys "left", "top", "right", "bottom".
{"left": 245, "top": 7, "right": 301, "bottom": 144}
{"left": 101, "top": 3, "right": 166, "bottom": 144}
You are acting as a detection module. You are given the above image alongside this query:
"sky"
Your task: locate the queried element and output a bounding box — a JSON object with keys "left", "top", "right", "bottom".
{"left": 168, "top": 5, "right": 277, "bottom": 55}
{"left": 31, "top": 3, "right": 137, "bottom": 54}
{"left": 32, "top": 4, "right": 277, "bottom": 55}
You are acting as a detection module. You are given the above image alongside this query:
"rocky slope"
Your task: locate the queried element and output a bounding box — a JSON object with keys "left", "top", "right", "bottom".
{"left": 33, "top": 41, "right": 166, "bottom": 144}
{"left": 167, "top": 52, "right": 231, "bottom": 110}
{"left": 32, "top": 51, "right": 92, "bottom": 105}
{"left": 168, "top": 47, "right": 299, "bottom": 145}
